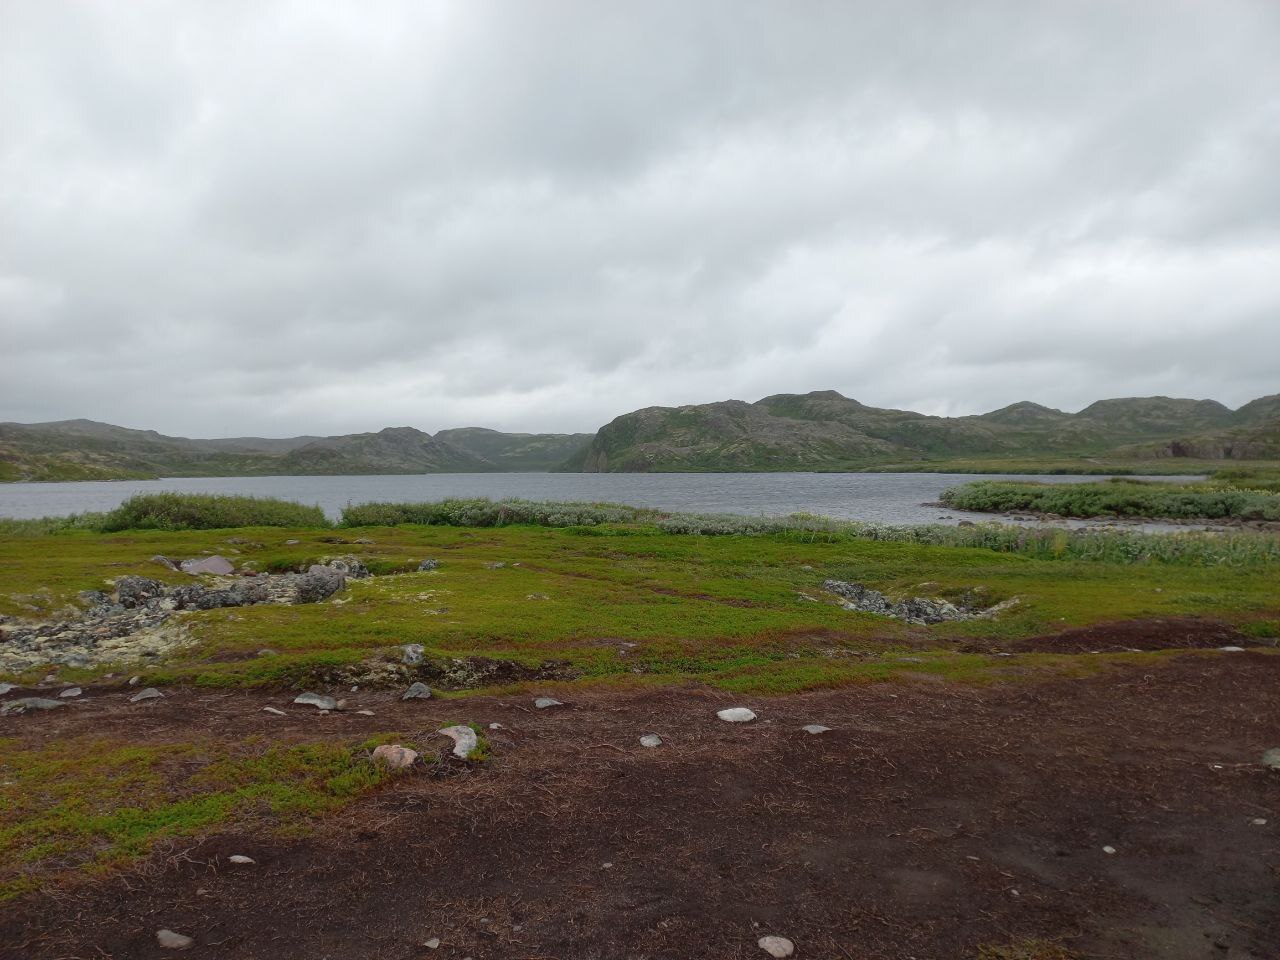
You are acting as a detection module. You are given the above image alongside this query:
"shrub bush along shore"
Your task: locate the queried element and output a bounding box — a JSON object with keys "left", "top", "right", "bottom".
{"left": 940, "top": 477, "right": 1280, "bottom": 522}
{"left": 2, "top": 493, "right": 1278, "bottom": 567}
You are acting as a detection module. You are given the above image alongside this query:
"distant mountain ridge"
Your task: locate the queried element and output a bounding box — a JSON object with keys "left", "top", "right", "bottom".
{"left": 567, "top": 391, "right": 1280, "bottom": 472}
{"left": 1, "top": 392, "right": 1276, "bottom": 480}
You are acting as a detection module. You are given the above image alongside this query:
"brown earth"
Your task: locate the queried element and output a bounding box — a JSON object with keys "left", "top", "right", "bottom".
{"left": 2, "top": 650, "right": 1278, "bottom": 960}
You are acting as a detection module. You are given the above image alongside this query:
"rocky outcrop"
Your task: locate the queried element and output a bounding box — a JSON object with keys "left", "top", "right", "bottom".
{"left": 822, "top": 579, "right": 1016, "bottom": 624}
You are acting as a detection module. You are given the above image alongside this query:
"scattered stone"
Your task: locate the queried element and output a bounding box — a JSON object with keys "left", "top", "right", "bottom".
{"left": 155, "top": 929, "right": 194, "bottom": 950}
{"left": 823, "top": 578, "right": 1012, "bottom": 624}
{"left": 639, "top": 734, "right": 662, "bottom": 748}
{"left": 526, "top": 593, "right": 549, "bottom": 600}
{"left": 372, "top": 743, "right": 419, "bottom": 768}
{"left": 1219, "top": 645, "right": 1246, "bottom": 652}
{"left": 1102, "top": 845, "right": 1117, "bottom": 855}
{"left": 423, "top": 938, "right": 441, "bottom": 949}
{"left": 257, "top": 648, "right": 278, "bottom": 657}
{"left": 1251, "top": 818, "right": 1267, "bottom": 826}
{"left": 534, "top": 697, "right": 564, "bottom": 709}
{"left": 438, "top": 725, "right": 479, "bottom": 760}
{"left": 0, "top": 683, "right": 14, "bottom": 695}
{"left": 356, "top": 709, "right": 375, "bottom": 716}
{"left": 180, "top": 555, "right": 236, "bottom": 576}
{"left": 128, "top": 676, "right": 141, "bottom": 686}
{"left": 59, "top": 686, "right": 82, "bottom": 698}
{"left": 402, "top": 643, "right": 425, "bottom": 665}
{"left": 262, "top": 706, "right": 286, "bottom": 716}
{"left": 1, "top": 697, "right": 66, "bottom": 715}
{"left": 485, "top": 561, "right": 506, "bottom": 569}
{"left": 758, "top": 935, "right": 795, "bottom": 957}
{"left": 151, "top": 555, "right": 179, "bottom": 570}
{"left": 318, "top": 555, "right": 370, "bottom": 579}
{"left": 402, "top": 681, "right": 432, "bottom": 700}
{"left": 489, "top": 722, "right": 503, "bottom": 730}
{"left": 227, "top": 855, "right": 255, "bottom": 865}
{"left": 294, "top": 566, "right": 345, "bottom": 603}
{"left": 418, "top": 559, "right": 439, "bottom": 571}
{"left": 129, "top": 687, "right": 164, "bottom": 703}
{"left": 802, "top": 724, "right": 831, "bottom": 735}
{"left": 293, "top": 692, "right": 338, "bottom": 711}
{"left": 1261, "top": 748, "right": 1280, "bottom": 771}
{"left": 115, "top": 576, "right": 167, "bottom": 608}
{"left": 717, "top": 707, "right": 756, "bottom": 723}
{"left": 284, "top": 539, "right": 300, "bottom": 545}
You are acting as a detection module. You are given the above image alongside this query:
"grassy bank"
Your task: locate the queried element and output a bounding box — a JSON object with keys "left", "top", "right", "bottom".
{"left": 941, "top": 472, "right": 1280, "bottom": 522}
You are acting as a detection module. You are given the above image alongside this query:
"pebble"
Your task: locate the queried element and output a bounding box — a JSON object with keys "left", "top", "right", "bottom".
{"left": 0, "top": 683, "right": 14, "bottom": 695}
{"left": 356, "top": 709, "right": 375, "bottom": 716}
{"left": 228, "top": 855, "right": 255, "bottom": 865}
{"left": 402, "top": 681, "right": 432, "bottom": 700}
{"left": 130, "top": 687, "right": 165, "bottom": 703}
{"left": 293, "top": 692, "right": 338, "bottom": 711}
{"left": 156, "top": 929, "right": 194, "bottom": 949}
{"left": 1251, "top": 818, "right": 1267, "bottom": 826}
{"left": 1262, "top": 748, "right": 1280, "bottom": 771}
{"left": 1102, "top": 845, "right": 1117, "bottom": 855}
{"left": 534, "top": 697, "right": 564, "bottom": 709}
{"left": 59, "top": 687, "right": 83, "bottom": 698}
{"left": 128, "top": 676, "right": 141, "bottom": 686}
{"left": 262, "top": 707, "right": 286, "bottom": 716}
{"left": 438, "top": 725, "right": 479, "bottom": 760}
{"left": 1220, "top": 645, "right": 1246, "bottom": 652}
{"left": 0, "top": 697, "right": 65, "bottom": 715}
{"left": 372, "top": 744, "right": 419, "bottom": 769}
{"left": 423, "top": 938, "right": 441, "bottom": 949}
{"left": 639, "top": 734, "right": 662, "bottom": 748}
{"left": 717, "top": 707, "right": 757, "bottom": 723}
{"left": 758, "top": 935, "right": 795, "bottom": 957}
{"left": 802, "top": 724, "right": 831, "bottom": 735}
{"left": 489, "top": 722, "right": 503, "bottom": 729}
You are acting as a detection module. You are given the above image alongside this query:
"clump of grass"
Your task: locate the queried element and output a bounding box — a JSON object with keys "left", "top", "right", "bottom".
{"left": 101, "top": 493, "right": 329, "bottom": 531}
{"left": 340, "top": 497, "right": 644, "bottom": 528}
{"left": 940, "top": 478, "right": 1280, "bottom": 521}
{"left": 0, "top": 513, "right": 107, "bottom": 536}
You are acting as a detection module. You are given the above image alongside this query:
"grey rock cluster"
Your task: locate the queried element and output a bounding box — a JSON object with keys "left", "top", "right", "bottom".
{"left": 822, "top": 579, "right": 1008, "bottom": 625}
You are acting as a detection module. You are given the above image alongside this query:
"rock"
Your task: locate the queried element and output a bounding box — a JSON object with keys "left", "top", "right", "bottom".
{"left": 402, "top": 643, "right": 425, "bottom": 665}
{"left": 717, "top": 707, "right": 756, "bottom": 723}
{"left": 151, "top": 555, "right": 179, "bottom": 570}
{"left": 485, "top": 561, "right": 506, "bottom": 569}
{"left": 418, "top": 559, "right": 439, "bottom": 571}
{"left": 489, "top": 722, "right": 503, "bottom": 729}
{"left": 318, "top": 555, "right": 370, "bottom": 579}
{"left": 423, "top": 938, "right": 441, "bottom": 949}
{"left": 128, "top": 676, "right": 142, "bottom": 685}
{"left": 59, "top": 687, "right": 83, "bottom": 698}
{"left": 356, "top": 709, "right": 375, "bottom": 716}
{"left": 802, "top": 724, "right": 831, "bottom": 735}
{"left": 402, "top": 681, "right": 432, "bottom": 700}
{"left": 1262, "top": 748, "right": 1280, "bottom": 771}
{"left": 822, "top": 578, "right": 997, "bottom": 624}
{"left": 1, "top": 697, "right": 66, "bottom": 715}
{"left": 372, "top": 743, "right": 419, "bottom": 768}
{"left": 437, "top": 725, "right": 479, "bottom": 760}
{"left": 293, "top": 692, "right": 338, "bottom": 711}
{"left": 129, "top": 687, "right": 164, "bottom": 703}
{"left": 155, "top": 929, "right": 194, "bottom": 950}
{"left": 1220, "top": 645, "right": 1246, "bottom": 652}
{"left": 180, "top": 555, "right": 235, "bottom": 575}
{"left": 228, "top": 855, "right": 255, "bottom": 864}
{"left": 262, "top": 706, "right": 286, "bottom": 716}
{"left": 534, "top": 697, "right": 564, "bottom": 709}
{"left": 1102, "top": 845, "right": 1117, "bottom": 854}
{"left": 639, "top": 734, "right": 662, "bottom": 748}
{"left": 257, "top": 648, "right": 278, "bottom": 657}
{"left": 758, "top": 935, "right": 795, "bottom": 957}
{"left": 115, "top": 576, "right": 167, "bottom": 608}
{"left": 0, "top": 683, "right": 14, "bottom": 695}
{"left": 294, "top": 567, "right": 345, "bottom": 603}
{"left": 1252, "top": 818, "right": 1268, "bottom": 825}
{"left": 284, "top": 539, "right": 300, "bottom": 545}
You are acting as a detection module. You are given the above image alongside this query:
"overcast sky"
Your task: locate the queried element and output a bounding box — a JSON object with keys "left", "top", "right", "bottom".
{"left": 2, "top": 1, "right": 1278, "bottom": 438}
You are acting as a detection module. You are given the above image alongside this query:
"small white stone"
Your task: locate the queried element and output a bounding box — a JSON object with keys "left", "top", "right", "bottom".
{"left": 1220, "top": 645, "right": 1246, "bottom": 652}
{"left": 758, "top": 935, "right": 795, "bottom": 957}
{"left": 489, "top": 722, "right": 503, "bottom": 729}
{"left": 228, "top": 855, "right": 255, "bottom": 865}
{"left": 156, "top": 929, "right": 194, "bottom": 950}
{"left": 1102, "top": 845, "right": 1117, "bottom": 855}
{"left": 423, "top": 938, "right": 441, "bottom": 949}
{"left": 1251, "top": 818, "right": 1267, "bottom": 826}
{"left": 356, "top": 709, "right": 375, "bottom": 716}
{"left": 717, "top": 707, "right": 757, "bottom": 723}
{"left": 372, "top": 744, "right": 419, "bottom": 769}
{"left": 639, "top": 734, "right": 662, "bottom": 748}
{"left": 128, "top": 676, "right": 141, "bottom": 686}
{"left": 130, "top": 687, "right": 164, "bottom": 703}
{"left": 602, "top": 862, "right": 613, "bottom": 868}
{"left": 802, "top": 724, "right": 831, "bottom": 735}
{"left": 534, "top": 697, "right": 564, "bottom": 709}
{"left": 262, "top": 707, "right": 286, "bottom": 716}
{"left": 438, "top": 725, "right": 479, "bottom": 760}
{"left": 59, "top": 687, "right": 83, "bottom": 698}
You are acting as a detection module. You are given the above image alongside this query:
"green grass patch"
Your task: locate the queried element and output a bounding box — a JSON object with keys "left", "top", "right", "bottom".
{"left": 101, "top": 493, "right": 329, "bottom": 532}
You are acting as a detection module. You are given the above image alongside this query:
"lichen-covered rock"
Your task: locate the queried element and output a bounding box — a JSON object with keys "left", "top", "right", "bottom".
{"left": 115, "top": 576, "right": 167, "bottom": 608}
{"left": 372, "top": 743, "right": 419, "bottom": 768}
{"left": 295, "top": 567, "right": 345, "bottom": 603}
{"left": 418, "top": 558, "right": 439, "bottom": 571}
{"left": 1, "top": 697, "right": 66, "bottom": 715}
{"left": 180, "top": 555, "right": 235, "bottom": 575}
{"left": 319, "top": 555, "right": 370, "bottom": 579}
{"left": 402, "top": 681, "right": 432, "bottom": 700}
{"left": 437, "top": 725, "right": 479, "bottom": 760}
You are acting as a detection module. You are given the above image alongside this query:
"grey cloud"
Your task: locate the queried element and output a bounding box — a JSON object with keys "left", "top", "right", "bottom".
{"left": 1, "top": 0, "right": 1278, "bottom": 437}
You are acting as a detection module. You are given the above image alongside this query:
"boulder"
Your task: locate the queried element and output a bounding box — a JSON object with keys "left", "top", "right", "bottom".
{"left": 319, "top": 555, "right": 370, "bottom": 579}
{"left": 402, "top": 643, "right": 425, "bottom": 665}
{"left": 294, "top": 567, "right": 345, "bottom": 603}
{"left": 115, "top": 576, "right": 167, "bottom": 608}
{"left": 1, "top": 697, "right": 65, "bottom": 715}
{"left": 437, "top": 725, "right": 479, "bottom": 760}
{"left": 372, "top": 743, "right": 419, "bottom": 768}
{"left": 180, "top": 555, "right": 235, "bottom": 575}
{"left": 717, "top": 707, "right": 757, "bottom": 723}
{"left": 402, "top": 681, "right": 432, "bottom": 700}
{"left": 418, "top": 558, "right": 439, "bottom": 571}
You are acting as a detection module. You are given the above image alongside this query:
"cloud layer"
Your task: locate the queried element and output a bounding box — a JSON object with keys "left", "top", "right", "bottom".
{"left": 3, "top": 0, "right": 1278, "bottom": 436}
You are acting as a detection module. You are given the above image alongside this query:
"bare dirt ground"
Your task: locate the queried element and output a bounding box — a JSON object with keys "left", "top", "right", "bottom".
{"left": 2, "top": 650, "right": 1278, "bottom": 960}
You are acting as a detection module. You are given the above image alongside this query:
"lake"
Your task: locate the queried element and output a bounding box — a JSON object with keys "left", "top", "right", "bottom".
{"left": 0, "top": 472, "right": 1200, "bottom": 526}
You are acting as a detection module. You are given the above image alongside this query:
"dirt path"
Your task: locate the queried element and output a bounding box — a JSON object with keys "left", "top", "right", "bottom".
{"left": 3, "top": 653, "right": 1278, "bottom": 959}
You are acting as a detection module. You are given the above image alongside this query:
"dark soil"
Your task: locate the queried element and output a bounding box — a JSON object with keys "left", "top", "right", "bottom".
{"left": 3, "top": 652, "right": 1279, "bottom": 960}
{"left": 1007, "top": 616, "right": 1250, "bottom": 654}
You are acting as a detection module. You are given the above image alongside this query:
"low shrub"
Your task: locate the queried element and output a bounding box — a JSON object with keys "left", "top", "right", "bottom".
{"left": 940, "top": 479, "right": 1280, "bottom": 521}
{"left": 100, "top": 493, "right": 329, "bottom": 532}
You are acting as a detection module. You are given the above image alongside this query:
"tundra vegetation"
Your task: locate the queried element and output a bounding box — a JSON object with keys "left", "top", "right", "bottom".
{"left": 0, "top": 493, "right": 1277, "bottom": 931}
